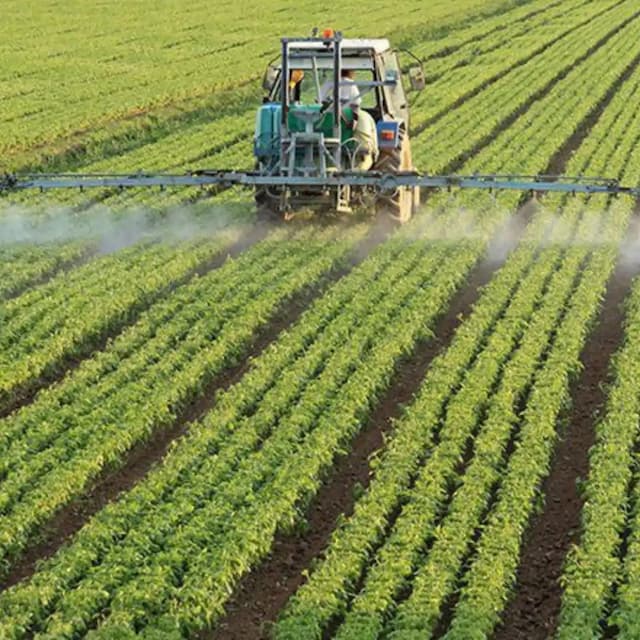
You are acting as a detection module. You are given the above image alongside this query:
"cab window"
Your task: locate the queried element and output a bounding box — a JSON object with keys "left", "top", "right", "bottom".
{"left": 380, "top": 51, "right": 408, "bottom": 121}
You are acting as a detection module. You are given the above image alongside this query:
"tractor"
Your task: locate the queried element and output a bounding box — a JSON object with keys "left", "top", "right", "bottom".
{"left": 254, "top": 28, "right": 426, "bottom": 222}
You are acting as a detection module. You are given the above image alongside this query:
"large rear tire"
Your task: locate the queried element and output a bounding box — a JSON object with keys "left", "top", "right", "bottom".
{"left": 254, "top": 160, "right": 283, "bottom": 223}
{"left": 374, "top": 130, "right": 419, "bottom": 224}
{"left": 255, "top": 188, "right": 282, "bottom": 223}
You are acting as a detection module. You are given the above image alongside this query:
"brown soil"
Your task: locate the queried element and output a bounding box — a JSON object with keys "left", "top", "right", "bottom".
{"left": 0, "top": 225, "right": 269, "bottom": 420}
{"left": 493, "top": 260, "right": 637, "bottom": 640}
{"left": 0, "top": 222, "right": 389, "bottom": 592}
{"left": 491, "top": 43, "right": 640, "bottom": 638}
{"left": 205, "top": 202, "right": 533, "bottom": 640}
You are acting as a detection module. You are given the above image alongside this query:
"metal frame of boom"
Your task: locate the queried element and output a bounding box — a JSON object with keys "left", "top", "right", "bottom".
{"left": 1, "top": 171, "right": 639, "bottom": 198}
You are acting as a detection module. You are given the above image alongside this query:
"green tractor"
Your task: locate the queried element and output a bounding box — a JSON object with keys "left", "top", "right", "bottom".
{"left": 254, "top": 29, "right": 426, "bottom": 222}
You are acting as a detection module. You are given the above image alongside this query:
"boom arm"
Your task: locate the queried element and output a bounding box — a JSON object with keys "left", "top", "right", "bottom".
{"left": 2, "top": 170, "right": 639, "bottom": 197}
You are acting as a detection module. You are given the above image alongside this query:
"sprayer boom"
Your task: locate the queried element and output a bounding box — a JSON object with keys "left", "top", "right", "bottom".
{"left": 5, "top": 33, "right": 638, "bottom": 221}
{"left": 1, "top": 171, "right": 638, "bottom": 199}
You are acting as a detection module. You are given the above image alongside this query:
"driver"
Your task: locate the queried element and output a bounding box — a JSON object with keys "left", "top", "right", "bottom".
{"left": 320, "top": 68, "right": 361, "bottom": 109}
{"left": 320, "top": 69, "right": 378, "bottom": 170}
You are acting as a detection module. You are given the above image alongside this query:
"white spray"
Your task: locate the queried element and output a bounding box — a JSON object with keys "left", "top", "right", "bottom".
{"left": 0, "top": 202, "right": 248, "bottom": 253}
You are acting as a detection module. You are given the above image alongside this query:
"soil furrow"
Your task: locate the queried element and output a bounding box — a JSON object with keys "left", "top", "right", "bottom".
{"left": 431, "top": 251, "right": 589, "bottom": 640}
{"left": 204, "top": 31, "right": 638, "bottom": 629}
{"left": 493, "top": 255, "right": 639, "bottom": 640}
{"left": 0, "top": 225, "right": 268, "bottom": 420}
{"left": 26, "top": 2, "right": 617, "bottom": 216}
{"left": 443, "top": 5, "right": 640, "bottom": 174}
{"left": 0, "top": 222, "right": 390, "bottom": 592}
{"left": 417, "top": 0, "right": 621, "bottom": 123}
{"left": 545, "top": 53, "right": 640, "bottom": 178}
{"left": 204, "top": 205, "right": 534, "bottom": 640}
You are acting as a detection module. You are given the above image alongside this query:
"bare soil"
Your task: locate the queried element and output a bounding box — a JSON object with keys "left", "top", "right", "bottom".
{"left": 490, "top": 42, "right": 640, "bottom": 638}
{"left": 493, "top": 260, "right": 637, "bottom": 640}
{"left": 0, "top": 222, "right": 389, "bottom": 592}
{"left": 413, "top": 0, "right": 622, "bottom": 137}
{"left": 444, "top": 7, "right": 640, "bottom": 174}
{"left": 205, "top": 205, "right": 532, "bottom": 640}
{"left": 0, "top": 225, "right": 268, "bottom": 420}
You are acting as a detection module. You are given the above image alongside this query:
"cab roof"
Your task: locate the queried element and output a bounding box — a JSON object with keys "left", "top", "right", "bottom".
{"left": 285, "top": 38, "right": 391, "bottom": 55}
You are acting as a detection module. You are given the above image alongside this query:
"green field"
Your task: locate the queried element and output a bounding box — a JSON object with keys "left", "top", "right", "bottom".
{"left": 3, "top": 1, "right": 640, "bottom": 638}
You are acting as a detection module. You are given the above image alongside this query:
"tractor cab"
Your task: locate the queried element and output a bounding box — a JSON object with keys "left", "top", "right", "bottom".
{"left": 254, "top": 30, "right": 425, "bottom": 221}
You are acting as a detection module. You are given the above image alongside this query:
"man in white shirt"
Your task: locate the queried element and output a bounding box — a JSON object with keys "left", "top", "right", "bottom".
{"left": 319, "top": 69, "right": 378, "bottom": 170}
{"left": 320, "top": 69, "right": 362, "bottom": 108}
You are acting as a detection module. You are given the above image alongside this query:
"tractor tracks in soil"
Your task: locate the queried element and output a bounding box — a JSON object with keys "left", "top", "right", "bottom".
{"left": 204, "top": 203, "right": 535, "bottom": 640}
{"left": 0, "top": 220, "right": 393, "bottom": 593}
{"left": 0, "top": 224, "right": 269, "bottom": 420}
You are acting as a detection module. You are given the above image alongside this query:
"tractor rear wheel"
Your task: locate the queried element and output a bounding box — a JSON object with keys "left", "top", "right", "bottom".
{"left": 254, "top": 161, "right": 282, "bottom": 223}
{"left": 374, "top": 130, "right": 420, "bottom": 224}
{"left": 254, "top": 188, "right": 281, "bottom": 223}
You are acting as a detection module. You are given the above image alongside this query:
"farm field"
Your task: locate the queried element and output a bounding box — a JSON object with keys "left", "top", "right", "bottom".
{"left": 4, "top": 0, "right": 640, "bottom": 638}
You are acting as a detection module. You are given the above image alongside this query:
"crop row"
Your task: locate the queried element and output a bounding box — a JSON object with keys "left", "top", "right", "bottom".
{"left": 0, "top": 232, "right": 239, "bottom": 415}
{"left": 110, "top": 0, "right": 633, "bottom": 217}
{"left": 611, "top": 309, "right": 640, "bottom": 639}
{"left": 1, "top": 0, "right": 601, "bottom": 204}
{"left": 0, "top": 223, "right": 425, "bottom": 633}
{"left": 1, "top": 0, "right": 509, "bottom": 165}
{"left": 554, "top": 69, "right": 640, "bottom": 640}
{"left": 0, "top": 204, "right": 490, "bottom": 638}
{"left": 415, "top": 0, "right": 640, "bottom": 170}
{"left": 409, "top": 0, "right": 574, "bottom": 61}
{"left": 0, "top": 242, "right": 87, "bottom": 300}
{"left": 0, "top": 225, "right": 360, "bottom": 576}
{"left": 276, "top": 25, "right": 640, "bottom": 638}
{"left": 411, "top": 0, "right": 620, "bottom": 130}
